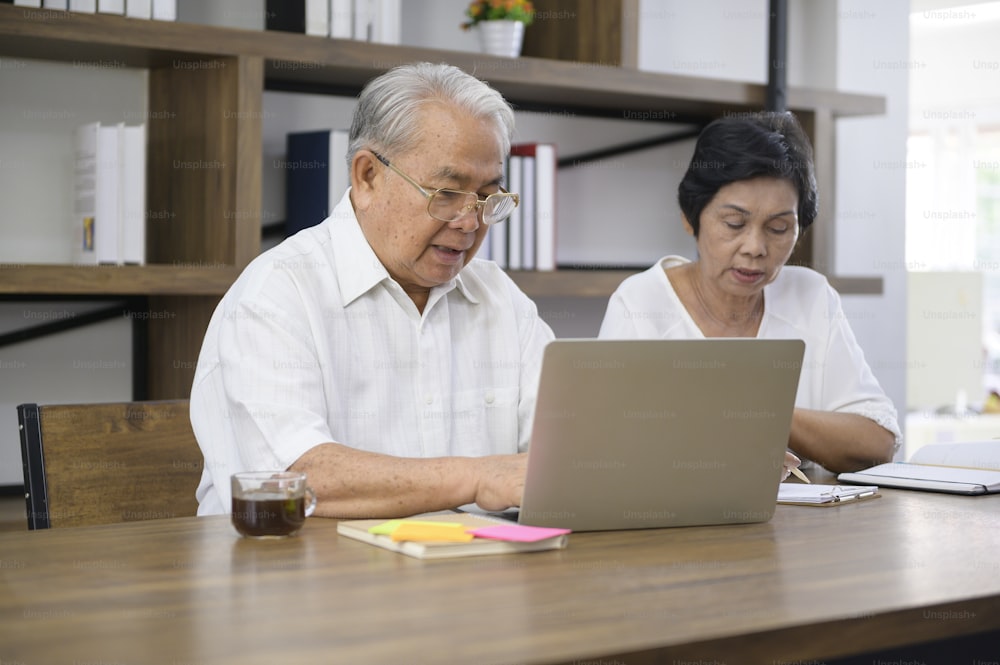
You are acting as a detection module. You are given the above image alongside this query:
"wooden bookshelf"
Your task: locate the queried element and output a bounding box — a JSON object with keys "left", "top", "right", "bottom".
{"left": 0, "top": 4, "right": 887, "bottom": 398}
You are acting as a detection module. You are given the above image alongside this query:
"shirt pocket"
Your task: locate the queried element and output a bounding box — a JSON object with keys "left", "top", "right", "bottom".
{"left": 449, "top": 386, "right": 520, "bottom": 455}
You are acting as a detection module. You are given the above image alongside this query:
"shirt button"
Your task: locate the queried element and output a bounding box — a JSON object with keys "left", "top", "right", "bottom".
{"left": 485, "top": 390, "right": 495, "bottom": 404}
{"left": 425, "top": 394, "right": 434, "bottom": 405}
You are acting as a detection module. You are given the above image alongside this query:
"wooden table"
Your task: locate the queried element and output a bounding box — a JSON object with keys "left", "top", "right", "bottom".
{"left": 1, "top": 485, "right": 998, "bottom": 665}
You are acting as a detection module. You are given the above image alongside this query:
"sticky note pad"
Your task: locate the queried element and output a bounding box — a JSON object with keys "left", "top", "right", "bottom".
{"left": 390, "top": 522, "right": 475, "bottom": 543}
{"left": 467, "top": 525, "right": 571, "bottom": 543}
{"left": 368, "top": 520, "right": 462, "bottom": 536}
{"left": 369, "top": 520, "right": 404, "bottom": 536}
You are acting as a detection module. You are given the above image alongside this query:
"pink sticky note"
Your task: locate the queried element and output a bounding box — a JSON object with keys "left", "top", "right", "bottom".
{"left": 467, "top": 524, "right": 571, "bottom": 543}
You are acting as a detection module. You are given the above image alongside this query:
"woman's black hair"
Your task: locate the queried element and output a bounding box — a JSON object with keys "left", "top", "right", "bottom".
{"left": 677, "top": 111, "right": 818, "bottom": 236}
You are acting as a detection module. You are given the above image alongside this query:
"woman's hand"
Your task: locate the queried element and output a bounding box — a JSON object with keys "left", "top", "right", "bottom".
{"left": 781, "top": 451, "right": 802, "bottom": 482}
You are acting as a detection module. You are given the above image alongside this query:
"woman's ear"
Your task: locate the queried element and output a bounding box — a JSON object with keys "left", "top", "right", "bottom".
{"left": 349, "top": 150, "right": 378, "bottom": 211}
{"left": 682, "top": 214, "right": 695, "bottom": 237}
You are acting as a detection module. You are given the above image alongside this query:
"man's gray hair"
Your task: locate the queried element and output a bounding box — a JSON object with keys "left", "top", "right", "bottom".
{"left": 347, "top": 62, "right": 515, "bottom": 167}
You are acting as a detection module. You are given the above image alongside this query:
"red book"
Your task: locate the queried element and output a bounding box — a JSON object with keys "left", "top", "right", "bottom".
{"left": 510, "top": 143, "right": 557, "bottom": 271}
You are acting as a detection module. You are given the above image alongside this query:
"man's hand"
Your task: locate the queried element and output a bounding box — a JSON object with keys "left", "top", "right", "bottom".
{"left": 470, "top": 453, "right": 528, "bottom": 511}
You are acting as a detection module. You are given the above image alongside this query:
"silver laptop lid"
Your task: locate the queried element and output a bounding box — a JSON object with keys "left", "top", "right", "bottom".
{"left": 520, "top": 339, "right": 805, "bottom": 531}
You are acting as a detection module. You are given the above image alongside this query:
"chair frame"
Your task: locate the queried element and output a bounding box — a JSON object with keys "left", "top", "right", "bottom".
{"left": 18, "top": 403, "right": 48, "bottom": 529}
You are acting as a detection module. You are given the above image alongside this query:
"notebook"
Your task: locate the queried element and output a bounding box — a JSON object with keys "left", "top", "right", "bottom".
{"left": 776, "top": 483, "right": 881, "bottom": 506}
{"left": 507, "top": 338, "right": 805, "bottom": 531}
{"left": 837, "top": 440, "right": 1000, "bottom": 495}
{"left": 336, "top": 511, "right": 570, "bottom": 559}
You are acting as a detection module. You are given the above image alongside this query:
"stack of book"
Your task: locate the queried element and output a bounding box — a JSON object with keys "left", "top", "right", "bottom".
{"left": 12, "top": 0, "right": 177, "bottom": 19}
{"left": 73, "top": 122, "right": 146, "bottom": 265}
{"left": 487, "top": 142, "right": 557, "bottom": 271}
{"left": 266, "top": 0, "right": 400, "bottom": 43}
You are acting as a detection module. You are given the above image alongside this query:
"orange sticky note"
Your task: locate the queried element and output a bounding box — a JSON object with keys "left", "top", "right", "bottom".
{"left": 390, "top": 522, "right": 475, "bottom": 543}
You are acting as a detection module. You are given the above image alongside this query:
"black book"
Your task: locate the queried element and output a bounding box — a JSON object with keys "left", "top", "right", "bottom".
{"left": 285, "top": 129, "right": 351, "bottom": 236}
{"left": 266, "top": 0, "right": 305, "bottom": 33}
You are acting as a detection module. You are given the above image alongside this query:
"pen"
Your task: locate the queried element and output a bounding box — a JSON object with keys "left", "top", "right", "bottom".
{"left": 789, "top": 466, "right": 811, "bottom": 484}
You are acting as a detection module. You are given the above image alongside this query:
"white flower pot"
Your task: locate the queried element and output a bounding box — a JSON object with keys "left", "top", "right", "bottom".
{"left": 477, "top": 20, "right": 525, "bottom": 58}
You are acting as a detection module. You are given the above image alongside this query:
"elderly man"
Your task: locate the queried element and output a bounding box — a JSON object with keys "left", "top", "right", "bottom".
{"left": 191, "top": 62, "right": 554, "bottom": 518}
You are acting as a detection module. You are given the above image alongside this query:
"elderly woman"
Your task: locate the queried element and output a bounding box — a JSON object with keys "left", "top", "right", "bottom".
{"left": 598, "top": 111, "right": 900, "bottom": 474}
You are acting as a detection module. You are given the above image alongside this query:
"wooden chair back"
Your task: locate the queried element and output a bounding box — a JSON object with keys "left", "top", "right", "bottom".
{"left": 17, "top": 400, "right": 203, "bottom": 529}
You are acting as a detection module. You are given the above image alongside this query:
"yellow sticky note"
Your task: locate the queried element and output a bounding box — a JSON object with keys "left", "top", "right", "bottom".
{"left": 369, "top": 520, "right": 404, "bottom": 535}
{"left": 368, "top": 520, "right": 464, "bottom": 536}
{"left": 390, "top": 522, "right": 474, "bottom": 543}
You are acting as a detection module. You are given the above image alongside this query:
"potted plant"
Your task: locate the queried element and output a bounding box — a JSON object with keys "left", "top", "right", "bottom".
{"left": 461, "top": 0, "right": 535, "bottom": 58}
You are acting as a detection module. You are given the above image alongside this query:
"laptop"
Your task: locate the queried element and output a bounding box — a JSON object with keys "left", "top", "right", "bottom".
{"left": 511, "top": 338, "right": 805, "bottom": 532}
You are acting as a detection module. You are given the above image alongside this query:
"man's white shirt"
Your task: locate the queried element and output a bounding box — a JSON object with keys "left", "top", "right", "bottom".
{"left": 191, "top": 190, "right": 554, "bottom": 514}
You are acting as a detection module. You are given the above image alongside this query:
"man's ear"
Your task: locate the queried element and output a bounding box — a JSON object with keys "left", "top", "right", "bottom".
{"left": 350, "top": 150, "right": 379, "bottom": 211}
{"left": 682, "top": 214, "right": 695, "bottom": 237}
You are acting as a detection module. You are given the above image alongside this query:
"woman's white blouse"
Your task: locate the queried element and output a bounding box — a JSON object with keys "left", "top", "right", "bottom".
{"left": 598, "top": 256, "right": 902, "bottom": 455}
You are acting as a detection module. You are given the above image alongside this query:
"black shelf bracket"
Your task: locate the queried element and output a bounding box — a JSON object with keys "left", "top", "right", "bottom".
{"left": 767, "top": 0, "right": 788, "bottom": 112}
{"left": 557, "top": 127, "right": 705, "bottom": 170}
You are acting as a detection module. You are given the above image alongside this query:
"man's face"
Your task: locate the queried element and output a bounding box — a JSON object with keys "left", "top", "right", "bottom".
{"left": 357, "top": 103, "right": 505, "bottom": 307}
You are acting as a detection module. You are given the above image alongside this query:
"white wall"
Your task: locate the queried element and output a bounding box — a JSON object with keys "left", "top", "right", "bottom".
{"left": 907, "top": 272, "right": 984, "bottom": 411}
{"left": 400, "top": 0, "right": 479, "bottom": 52}
{"left": 635, "top": 0, "right": 837, "bottom": 88}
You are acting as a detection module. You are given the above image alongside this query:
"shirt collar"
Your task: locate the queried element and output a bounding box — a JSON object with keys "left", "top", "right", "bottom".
{"left": 451, "top": 271, "right": 480, "bottom": 304}
{"left": 327, "top": 190, "right": 388, "bottom": 306}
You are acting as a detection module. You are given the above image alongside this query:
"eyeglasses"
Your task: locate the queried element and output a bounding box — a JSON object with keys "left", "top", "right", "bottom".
{"left": 372, "top": 151, "right": 519, "bottom": 226}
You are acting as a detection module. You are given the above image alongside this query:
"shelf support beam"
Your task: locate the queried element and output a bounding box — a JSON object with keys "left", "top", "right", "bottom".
{"left": 557, "top": 128, "right": 705, "bottom": 170}
{"left": 767, "top": 0, "right": 788, "bottom": 112}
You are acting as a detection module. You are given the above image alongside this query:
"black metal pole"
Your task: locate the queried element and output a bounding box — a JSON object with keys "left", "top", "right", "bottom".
{"left": 766, "top": 0, "right": 788, "bottom": 112}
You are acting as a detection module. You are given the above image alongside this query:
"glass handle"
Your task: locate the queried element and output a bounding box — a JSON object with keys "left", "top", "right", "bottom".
{"left": 304, "top": 486, "right": 318, "bottom": 518}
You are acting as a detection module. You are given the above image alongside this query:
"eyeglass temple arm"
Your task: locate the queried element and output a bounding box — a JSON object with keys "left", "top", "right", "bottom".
{"left": 372, "top": 150, "right": 434, "bottom": 199}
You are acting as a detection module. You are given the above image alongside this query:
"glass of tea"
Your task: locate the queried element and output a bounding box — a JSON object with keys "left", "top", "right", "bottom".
{"left": 230, "top": 471, "right": 317, "bottom": 538}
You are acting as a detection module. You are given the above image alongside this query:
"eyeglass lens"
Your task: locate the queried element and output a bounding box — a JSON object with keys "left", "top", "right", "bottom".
{"left": 428, "top": 190, "right": 515, "bottom": 225}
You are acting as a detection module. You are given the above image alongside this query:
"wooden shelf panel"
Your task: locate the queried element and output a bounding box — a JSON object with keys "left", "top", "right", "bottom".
{"left": 827, "top": 276, "right": 883, "bottom": 296}
{"left": 508, "top": 270, "right": 637, "bottom": 298}
{"left": 264, "top": 45, "right": 885, "bottom": 121}
{"left": 0, "top": 266, "right": 880, "bottom": 300}
{"left": 0, "top": 5, "right": 236, "bottom": 67}
{"left": 0, "top": 264, "right": 241, "bottom": 296}
{"left": 0, "top": 4, "right": 885, "bottom": 121}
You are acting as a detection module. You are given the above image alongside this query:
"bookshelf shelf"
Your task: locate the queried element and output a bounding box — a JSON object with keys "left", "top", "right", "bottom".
{"left": 0, "top": 265, "right": 241, "bottom": 296}
{"left": 508, "top": 270, "right": 638, "bottom": 299}
{"left": 0, "top": 4, "right": 886, "bottom": 398}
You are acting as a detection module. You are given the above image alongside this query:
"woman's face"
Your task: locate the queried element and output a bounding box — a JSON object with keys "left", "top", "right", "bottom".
{"left": 691, "top": 176, "right": 800, "bottom": 298}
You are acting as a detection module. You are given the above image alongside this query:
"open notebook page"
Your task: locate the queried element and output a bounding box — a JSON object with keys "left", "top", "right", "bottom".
{"left": 909, "top": 440, "right": 1000, "bottom": 470}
